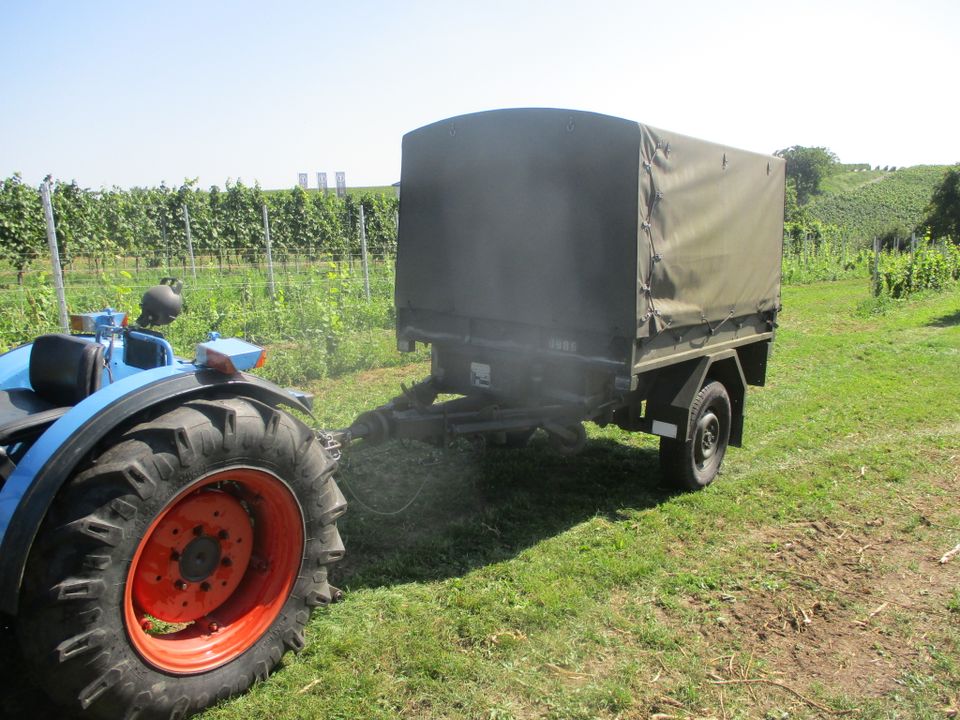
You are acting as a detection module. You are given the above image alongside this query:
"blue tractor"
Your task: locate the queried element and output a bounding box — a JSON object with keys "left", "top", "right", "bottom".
{"left": 0, "top": 279, "right": 347, "bottom": 719}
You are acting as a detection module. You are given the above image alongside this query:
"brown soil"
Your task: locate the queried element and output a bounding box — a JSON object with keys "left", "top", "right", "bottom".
{"left": 698, "top": 465, "right": 960, "bottom": 712}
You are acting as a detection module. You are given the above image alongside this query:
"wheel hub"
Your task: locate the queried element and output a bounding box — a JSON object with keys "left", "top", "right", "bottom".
{"left": 695, "top": 411, "right": 720, "bottom": 466}
{"left": 131, "top": 489, "right": 253, "bottom": 623}
{"left": 179, "top": 535, "right": 221, "bottom": 582}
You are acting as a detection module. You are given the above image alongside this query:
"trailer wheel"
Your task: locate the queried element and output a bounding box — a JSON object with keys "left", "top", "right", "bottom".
{"left": 15, "top": 397, "right": 346, "bottom": 720}
{"left": 659, "top": 381, "right": 731, "bottom": 490}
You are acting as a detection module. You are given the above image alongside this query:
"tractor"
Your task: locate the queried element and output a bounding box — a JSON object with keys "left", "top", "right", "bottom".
{"left": 0, "top": 279, "right": 346, "bottom": 718}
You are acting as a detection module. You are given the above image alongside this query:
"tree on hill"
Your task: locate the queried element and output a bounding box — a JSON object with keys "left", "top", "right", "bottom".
{"left": 925, "top": 166, "right": 960, "bottom": 243}
{"left": 774, "top": 146, "right": 839, "bottom": 204}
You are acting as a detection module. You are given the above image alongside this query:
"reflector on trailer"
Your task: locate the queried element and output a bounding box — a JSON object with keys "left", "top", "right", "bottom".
{"left": 195, "top": 338, "right": 266, "bottom": 375}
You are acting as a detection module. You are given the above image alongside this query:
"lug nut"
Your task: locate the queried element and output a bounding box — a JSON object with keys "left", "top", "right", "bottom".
{"left": 170, "top": 550, "right": 181, "bottom": 561}
{"left": 200, "top": 581, "right": 211, "bottom": 592}
{"left": 218, "top": 529, "right": 229, "bottom": 540}
{"left": 221, "top": 557, "right": 232, "bottom": 567}
{"left": 175, "top": 580, "right": 188, "bottom": 591}
{"left": 193, "top": 525, "right": 204, "bottom": 536}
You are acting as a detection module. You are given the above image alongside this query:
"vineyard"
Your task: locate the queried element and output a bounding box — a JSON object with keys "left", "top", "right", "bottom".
{"left": 0, "top": 175, "right": 399, "bottom": 280}
{"left": 806, "top": 165, "right": 951, "bottom": 244}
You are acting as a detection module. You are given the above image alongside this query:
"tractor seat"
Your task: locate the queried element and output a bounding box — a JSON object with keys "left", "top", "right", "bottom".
{"left": 0, "top": 334, "right": 104, "bottom": 446}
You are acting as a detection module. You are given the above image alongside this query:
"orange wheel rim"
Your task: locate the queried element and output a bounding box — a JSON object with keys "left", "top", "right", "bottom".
{"left": 123, "top": 467, "right": 305, "bottom": 674}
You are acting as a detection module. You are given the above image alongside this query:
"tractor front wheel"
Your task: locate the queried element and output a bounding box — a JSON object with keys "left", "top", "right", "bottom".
{"left": 16, "top": 397, "right": 346, "bottom": 719}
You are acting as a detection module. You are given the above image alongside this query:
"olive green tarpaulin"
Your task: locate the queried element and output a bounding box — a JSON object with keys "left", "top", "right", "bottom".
{"left": 396, "top": 109, "right": 785, "bottom": 346}
{"left": 637, "top": 122, "right": 785, "bottom": 336}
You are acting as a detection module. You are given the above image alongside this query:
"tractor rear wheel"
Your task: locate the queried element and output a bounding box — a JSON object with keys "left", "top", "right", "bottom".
{"left": 16, "top": 397, "right": 346, "bottom": 720}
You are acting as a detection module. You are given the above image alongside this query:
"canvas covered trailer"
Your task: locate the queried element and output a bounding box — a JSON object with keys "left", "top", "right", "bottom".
{"left": 345, "top": 108, "right": 786, "bottom": 488}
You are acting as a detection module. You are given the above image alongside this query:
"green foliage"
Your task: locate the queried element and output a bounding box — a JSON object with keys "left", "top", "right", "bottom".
{"left": 0, "top": 174, "right": 45, "bottom": 281}
{"left": 774, "top": 146, "right": 838, "bottom": 204}
{"left": 0, "top": 257, "right": 403, "bottom": 384}
{"left": 924, "top": 166, "right": 960, "bottom": 243}
{"left": 876, "top": 238, "right": 960, "bottom": 299}
{"left": 0, "top": 176, "right": 399, "bottom": 272}
{"left": 781, "top": 219, "right": 870, "bottom": 284}
{"left": 807, "top": 165, "right": 951, "bottom": 247}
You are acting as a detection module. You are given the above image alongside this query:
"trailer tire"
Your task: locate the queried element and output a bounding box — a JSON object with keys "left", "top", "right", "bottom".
{"left": 659, "top": 381, "right": 731, "bottom": 490}
{"left": 15, "top": 397, "right": 345, "bottom": 720}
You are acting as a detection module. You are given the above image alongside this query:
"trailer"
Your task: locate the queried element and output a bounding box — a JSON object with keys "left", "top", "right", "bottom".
{"left": 0, "top": 109, "right": 784, "bottom": 719}
{"left": 342, "top": 108, "right": 785, "bottom": 490}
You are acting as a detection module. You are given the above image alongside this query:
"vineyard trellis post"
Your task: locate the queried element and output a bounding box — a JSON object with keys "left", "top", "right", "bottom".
{"left": 39, "top": 180, "right": 69, "bottom": 332}
{"left": 161, "top": 216, "right": 170, "bottom": 274}
{"left": 359, "top": 204, "right": 371, "bottom": 301}
{"left": 182, "top": 204, "right": 197, "bottom": 281}
{"left": 872, "top": 237, "right": 880, "bottom": 295}
{"left": 262, "top": 204, "right": 276, "bottom": 300}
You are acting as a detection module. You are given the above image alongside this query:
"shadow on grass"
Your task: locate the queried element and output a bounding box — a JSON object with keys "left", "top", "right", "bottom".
{"left": 0, "top": 433, "right": 672, "bottom": 718}
{"left": 332, "top": 433, "right": 673, "bottom": 589}
{"left": 928, "top": 309, "right": 960, "bottom": 327}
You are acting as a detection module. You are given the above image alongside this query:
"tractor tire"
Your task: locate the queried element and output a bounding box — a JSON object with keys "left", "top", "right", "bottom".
{"left": 16, "top": 397, "right": 346, "bottom": 720}
{"left": 658, "top": 381, "right": 731, "bottom": 491}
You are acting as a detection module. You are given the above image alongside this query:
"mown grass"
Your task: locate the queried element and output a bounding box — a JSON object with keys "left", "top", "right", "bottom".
{"left": 230, "top": 280, "right": 959, "bottom": 718}
{"left": 2, "top": 279, "right": 959, "bottom": 719}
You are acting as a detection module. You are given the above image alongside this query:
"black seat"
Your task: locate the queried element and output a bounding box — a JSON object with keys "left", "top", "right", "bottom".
{"left": 0, "top": 334, "right": 104, "bottom": 446}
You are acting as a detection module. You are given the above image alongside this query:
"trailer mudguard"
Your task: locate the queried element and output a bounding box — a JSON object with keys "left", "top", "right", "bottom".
{"left": 644, "top": 350, "right": 747, "bottom": 447}
{"left": 0, "top": 366, "right": 310, "bottom": 616}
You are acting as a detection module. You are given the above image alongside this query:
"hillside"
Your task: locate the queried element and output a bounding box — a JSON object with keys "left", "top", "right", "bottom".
{"left": 807, "top": 165, "right": 951, "bottom": 243}
{"left": 818, "top": 169, "right": 888, "bottom": 195}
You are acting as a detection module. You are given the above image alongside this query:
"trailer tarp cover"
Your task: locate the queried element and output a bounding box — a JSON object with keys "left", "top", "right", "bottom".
{"left": 396, "top": 109, "right": 785, "bottom": 341}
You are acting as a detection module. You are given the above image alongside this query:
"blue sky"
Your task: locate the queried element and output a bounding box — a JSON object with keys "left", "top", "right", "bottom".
{"left": 2, "top": 0, "right": 957, "bottom": 189}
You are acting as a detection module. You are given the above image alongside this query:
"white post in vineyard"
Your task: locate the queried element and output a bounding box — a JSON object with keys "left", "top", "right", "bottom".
{"left": 359, "top": 204, "right": 371, "bottom": 301}
{"left": 40, "top": 180, "right": 69, "bottom": 332}
{"left": 262, "top": 204, "right": 276, "bottom": 300}
{"left": 183, "top": 204, "right": 197, "bottom": 280}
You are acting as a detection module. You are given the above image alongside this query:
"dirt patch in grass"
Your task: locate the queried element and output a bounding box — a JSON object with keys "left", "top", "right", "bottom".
{"left": 698, "top": 468, "right": 960, "bottom": 710}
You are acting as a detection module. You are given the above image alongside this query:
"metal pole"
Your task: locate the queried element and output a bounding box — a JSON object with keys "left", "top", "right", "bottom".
{"left": 359, "top": 204, "right": 371, "bottom": 301}
{"left": 873, "top": 237, "right": 880, "bottom": 295}
{"left": 183, "top": 204, "right": 197, "bottom": 281}
{"left": 40, "top": 181, "right": 70, "bottom": 332}
{"left": 161, "top": 216, "right": 170, "bottom": 274}
{"left": 262, "top": 204, "right": 276, "bottom": 300}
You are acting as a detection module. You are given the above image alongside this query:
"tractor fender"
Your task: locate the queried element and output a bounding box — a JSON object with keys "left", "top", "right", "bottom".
{"left": 0, "top": 365, "right": 311, "bottom": 616}
{"left": 0, "top": 342, "right": 33, "bottom": 389}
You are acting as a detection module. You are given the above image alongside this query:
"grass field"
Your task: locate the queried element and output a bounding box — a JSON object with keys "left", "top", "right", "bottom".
{"left": 2, "top": 279, "right": 959, "bottom": 719}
